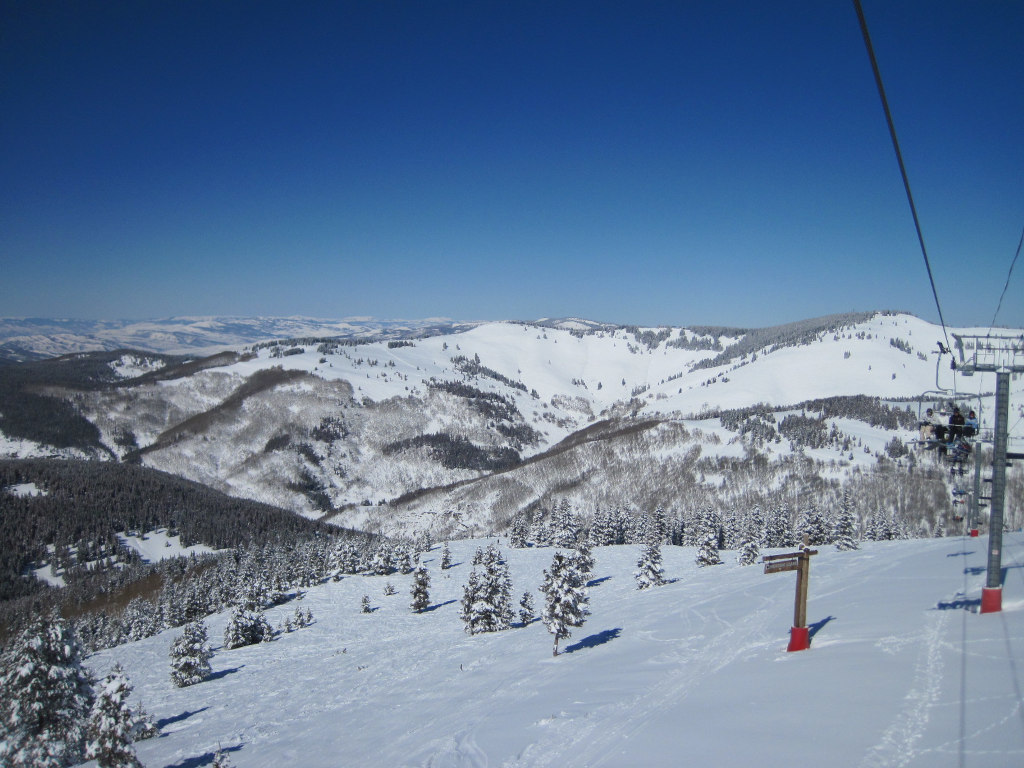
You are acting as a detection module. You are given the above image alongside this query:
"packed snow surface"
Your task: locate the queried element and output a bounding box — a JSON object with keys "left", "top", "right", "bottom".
{"left": 88, "top": 534, "right": 1024, "bottom": 767}
{"left": 117, "top": 529, "right": 216, "bottom": 563}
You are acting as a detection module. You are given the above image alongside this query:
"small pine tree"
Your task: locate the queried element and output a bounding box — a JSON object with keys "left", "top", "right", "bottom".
{"left": 460, "top": 545, "right": 514, "bottom": 634}
{"left": 574, "top": 541, "right": 595, "bottom": 582}
{"left": 213, "top": 746, "right": 234, "bottom": 767}
{"left": 519, "top": 591, "right": 535, "bottom": 625}
{"left": 383, "top": 582, "right": 397, "bottom": 596}
{"left": 223, "top": 606, "right": 272, "bottom": 649}
{"left": 539, "top": 551, "right": 589, "bottom": 656}
{"left": 361, "top": 595, "right": 372, "bottom": 613}
{"left": 411, "top": 562, "right": 431, "bottom": 613}
{"left": 169, "top": 620, "right": 213, "bottom": 687}
{"left": 85, "top": 665, "right": 142, "bottom": 768}
{"left": 635, "top": 542, "right": 665, "bottom": 589}
{"left": 696, "top": 530, "right": 722, "bottom": 567}
{"left": 833, "top": 490, "right": 860, "bottom": 551}
{"left": 440, "top": 542, "right": 452, "bottom": 570}
{"left": 737, "top": 516, "right": 761, "bottom": 566}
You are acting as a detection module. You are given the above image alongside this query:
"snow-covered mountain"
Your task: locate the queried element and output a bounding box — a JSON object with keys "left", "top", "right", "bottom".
{"left": 0, "top": 316, "right": 470, "bottom": 362}
{"left": 85, "top": 533, "right": 1024, "bottom": 767}
{"left": 2, "top": 311, "right": 1022, "bottom": 538}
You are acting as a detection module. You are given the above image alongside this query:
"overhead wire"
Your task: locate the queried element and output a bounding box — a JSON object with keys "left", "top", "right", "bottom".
{"left": 852, "top": 0, "right": 952, "bottom": 352}
{"left": 988, "top": 224, "right": 1024, "bottom": 335}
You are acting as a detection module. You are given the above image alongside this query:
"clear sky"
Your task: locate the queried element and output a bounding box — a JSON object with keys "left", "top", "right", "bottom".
{"left": 1, "top": 1, "right": 1021, "bottom": 330}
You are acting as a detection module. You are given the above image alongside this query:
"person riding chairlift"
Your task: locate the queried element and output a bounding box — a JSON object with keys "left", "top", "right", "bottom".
{"left": 964, "top": 410, "right": 979, "bottom": 438}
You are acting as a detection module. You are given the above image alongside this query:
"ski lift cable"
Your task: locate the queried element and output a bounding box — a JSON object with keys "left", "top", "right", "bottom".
{"left": 852, "top": 0, "right": 952, "bottom": 351}
{"left": 987, "top": 223, "right": 1024, "bottom": 336}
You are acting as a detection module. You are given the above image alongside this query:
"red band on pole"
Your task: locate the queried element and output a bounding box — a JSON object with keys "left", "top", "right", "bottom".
{"left": 981, "top": 587, "right": 1002, "bottom": 614}
{"left": 787, "top": 626, "right": 810, "bottom": 652}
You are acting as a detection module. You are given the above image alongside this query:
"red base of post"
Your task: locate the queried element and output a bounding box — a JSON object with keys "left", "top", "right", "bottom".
{"left": 981, "top": 587, "right": 1002, "bottom": 614}
{"left": 787, "top": 626, "right": 810, "bottom": 652}
{"left": 970, "top": 529, "right": 979, "bottom": 537}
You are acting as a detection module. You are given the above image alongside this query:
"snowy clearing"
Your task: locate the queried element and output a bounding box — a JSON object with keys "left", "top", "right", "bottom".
{"left": 88, "top": 534, "right": 1024, "bottom": 768}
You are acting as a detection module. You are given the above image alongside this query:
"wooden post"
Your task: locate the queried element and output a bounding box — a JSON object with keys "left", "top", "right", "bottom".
{"left": 764, "top": 546, "right": 817, "bottom": 652}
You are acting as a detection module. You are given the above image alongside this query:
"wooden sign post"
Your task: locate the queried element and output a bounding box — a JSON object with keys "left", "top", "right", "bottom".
{"left": 763, "top": 547, "right": 818, "bottom": 651}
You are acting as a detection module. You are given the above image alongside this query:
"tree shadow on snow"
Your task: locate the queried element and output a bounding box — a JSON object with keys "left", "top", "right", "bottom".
{"left": 587, "top": 576, "right": 612, "bottom": 587}
{"left": 565, "top": 628, "right": 621, "bottom": 654}
{"left": 156, "top": 707, "right": 209, "bottom": 730}
{"left": 421, "top": 599, "right": 457, "bottom": 613}
{"left": 807, "top": 616, "right": 835, "bottom": 644}
{"left": 946, "top": 551, "right": 973, "bottom": 557}
{"left": 162, "top": 743, "right": 242, "bottom": 768}
{"left": 207, "top": 666, "right": 243, "bottom": 682}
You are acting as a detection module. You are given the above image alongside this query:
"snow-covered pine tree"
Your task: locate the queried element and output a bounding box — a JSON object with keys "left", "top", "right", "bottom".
{"left": 553, "top": 499, "right": 582, "bottom": 548}
{"left": 833, "top": 490, "right": 860, "bottom": 551}
{"left": 383, "top": 582, "right": 397, "bottom": 596}
{"left": 540, "top": 551, "right": 589, "bottom": 656}
{"left": 169, "top": 620, "right": 213, "bottom": 687}
{"left": 509, "top": 515, "right": 529, "bottom": 548}
{"left": 392, "top": 544, "right": 414, "bottom": 575}
{"left": 213, "top": 745, "right": 234, "bottom": 767}
{"left": 223, "top": 605, "right": 272, "bottom": 650}
{"left": 635, "top": 541, "right": 665, "bottom": 588}
{"left": 440, "top": 542, "right": 452, "bottom": 569}
{"left": 0, "top": 614, "right": 95, "bottom": 768}
{"left": 460, "top": 544, "right": 513, "bottom": 634}
{"left": 737, "top": 518, "right": 760, "bottom": 566}
{"left": 763, "top": 504, "right": 794, "bottom": 548}
{"left": 795, "top": 506, "right": 831, "bottom": 546}
{"left": 519, "top": 591, "right": 535, "bottom": 625}
{"left": 411, "top": 561, "right": 431, "bottom": 613}
{"left": 696, "top": 529, "right": 722, "bottom": 567}
{"left": 361, "top": 594, "right": 372, "bottom": 613}
{"left": 85, "top": 665, "right": 142, "bottom": 768}
{"left": 574, "top": 540, "right": 595, "bottom": 582}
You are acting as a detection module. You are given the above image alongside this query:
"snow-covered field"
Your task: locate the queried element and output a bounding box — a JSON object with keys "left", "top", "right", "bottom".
{"left": 88, "top": 534, "right": 1024, "bottom": 767}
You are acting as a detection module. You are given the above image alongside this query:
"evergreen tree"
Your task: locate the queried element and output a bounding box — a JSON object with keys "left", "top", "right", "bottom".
{"left": 635, "top": 542, "right": 665, "bottom": 589}
{"left": 553, "top": 500, "right": 582, "bottom": 548}
{"left": 460, "top": 545, "right": 514, "bottom": 634}
{"left": 518, "top": 591, "right": 535, "bottom": 625}
{"left": 737, "top": 516, "right": 761, "bottom": 566}
{"left": 696, "top": 530, "right": 722, "bottom": 567}
{"left": 0, "top": 614, "right": 95, "bottom": 768}
{"left": 833, "top": 490, "right": 860, "bottom": 551}
{"left": 213, "top": 746, "right": 234, "bottom": 768}
{"left": 574, "top": 541, "right": 595, "bottom": 582}
{"left": 361, "top": 594, "right": 372, "bottom": 613}
{"left": 440, "top": 542, "right": 452, "bottom": 569}
{"left": 763, "top": 504, "right": 794, "bottom": 548}
{"left": 509, "top": 516, "right": 529, "bottom": 548}
{"left": 796, "top": 506, "right": 830, "bottom": 546}
{"left": 223, "top": 605, "right": 272, "bottom": 649}
{"left": 85, "top": 665, "right": 142, "bottom": 768}
{"left": 540, "top": 551, "right": 589, "bottom": 656}
{"left": 411, "top": 562, "right": 431, "bottom": 613}
{"left": 169, "top": 620, "right": 213, "bottom": 687}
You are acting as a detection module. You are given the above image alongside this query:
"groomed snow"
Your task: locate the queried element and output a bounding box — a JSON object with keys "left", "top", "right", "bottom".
{"left": 117, "top": 529, "right": 216, "bottom": 564}
{"left": 87, "top": 534, "right": 1024, "bottom": 767}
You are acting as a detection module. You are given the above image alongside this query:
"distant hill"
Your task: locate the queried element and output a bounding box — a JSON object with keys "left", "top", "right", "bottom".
{"left": 2, "top": 311, "right": 1020, "bottom": 542}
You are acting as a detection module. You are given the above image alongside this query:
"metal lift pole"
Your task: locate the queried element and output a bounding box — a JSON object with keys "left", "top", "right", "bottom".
{"left": 982, "top": 372, "right": 1010, "bottom": 612}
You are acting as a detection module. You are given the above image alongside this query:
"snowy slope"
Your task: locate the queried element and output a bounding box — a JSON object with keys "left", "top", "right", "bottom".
{"left": 87, "top": 534, "right": 1024, "bottom": 768}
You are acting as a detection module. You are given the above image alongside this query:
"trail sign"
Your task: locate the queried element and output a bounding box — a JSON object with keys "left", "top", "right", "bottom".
{"left": 763, "top": 556, "right": 800, "bottom": 574}
{"left": 763, "top": 547, "right": 818, "bottom": 651}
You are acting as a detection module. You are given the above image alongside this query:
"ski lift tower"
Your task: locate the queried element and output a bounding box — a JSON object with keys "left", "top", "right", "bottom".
{"left": 952, "top": 333, "right": 1024, "bottom": 613}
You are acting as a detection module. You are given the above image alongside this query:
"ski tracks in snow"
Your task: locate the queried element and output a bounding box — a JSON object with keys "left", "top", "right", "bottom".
{"left": 860, "top": 609, "right": 949, "bottom": 768}
{"left": 504, "top": 584, "right": 784, "bottom": 768}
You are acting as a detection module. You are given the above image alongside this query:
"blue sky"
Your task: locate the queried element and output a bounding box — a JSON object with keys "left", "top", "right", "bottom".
{"left": 2, "top": 1, "right": 1021, "bottom": 329}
